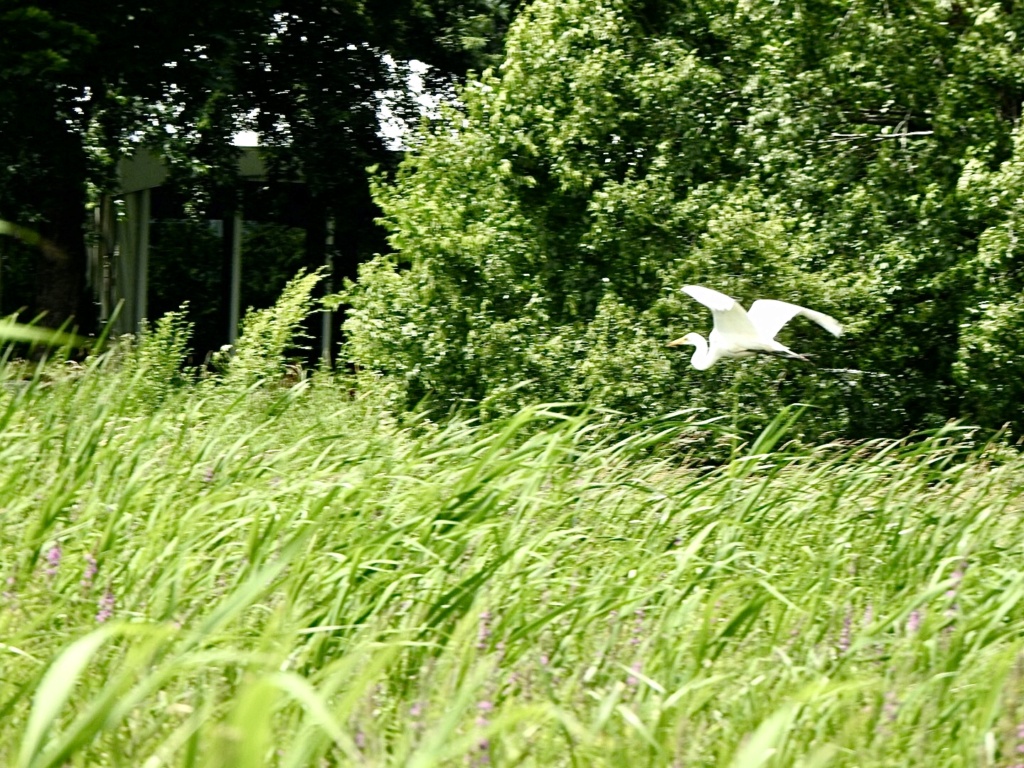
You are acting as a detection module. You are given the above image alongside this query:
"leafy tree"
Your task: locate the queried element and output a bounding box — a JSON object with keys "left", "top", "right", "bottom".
{"left": 954, "top": 129, "right": 1024, "bottom": 429}
{"left": 345, "top": 0, "right": 1024, "bottom": 437}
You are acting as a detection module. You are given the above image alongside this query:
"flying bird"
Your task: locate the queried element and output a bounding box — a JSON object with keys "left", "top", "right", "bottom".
{"left": 668, "top": 285, "right": 842, "bottom": 370}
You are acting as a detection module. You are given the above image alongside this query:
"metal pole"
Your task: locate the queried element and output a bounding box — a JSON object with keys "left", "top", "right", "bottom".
{"left": 93, "top": 196, "right": 112, "bottom": 323}
{"left": 321, "top": 215, "right": 335, "bottom": 366}
{"left": 102, "top": 197, "right": 113, "bottom": 324}
{"left": 136, "top": 188, "right": 151, "bottom": 329}
{"left": 228, "top": 209, "right": 243, "bottom": 345}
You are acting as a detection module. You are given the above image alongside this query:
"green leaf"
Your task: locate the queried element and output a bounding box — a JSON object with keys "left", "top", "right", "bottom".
{"left": 18, "top": 624, "right": 119, "bottom": 768}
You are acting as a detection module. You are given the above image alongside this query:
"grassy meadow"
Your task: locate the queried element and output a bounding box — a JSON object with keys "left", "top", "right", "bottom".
{"left": 3, "top": 311, "right": 1024, "bottom": 767}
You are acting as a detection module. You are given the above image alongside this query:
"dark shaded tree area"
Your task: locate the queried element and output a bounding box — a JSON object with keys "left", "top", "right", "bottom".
{"left": 0, "top": 0, "right": 524, "bottom": 326}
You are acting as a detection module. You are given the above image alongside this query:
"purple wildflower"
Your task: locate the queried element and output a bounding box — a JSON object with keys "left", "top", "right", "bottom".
{"left": 1013, "top": 723, "right": 1024, "bottom": 760}
{"left": 839, "top": 611, "right": 852, "bottom": 654}
{"left": 883, "top": 691, "right": 899, "bottom": 722}
{"left": 876, "top": 691, "right": 899, "bottom": 738}
{"left": 906, "top": 610, "right": 921, "bottom": 634}
{"left": 632, "top": 608, "right": 645, "bottom": 647}
{"left": 80, "top": 553, "right": 98, "bottom": 590}
{"left": 202, "top": 466, "right": 215, "bottom": 484}
{"left": 945, "top": 563, "right": 965, "bottom": 627}
{"left": 474, "top": 740, "right": 491, "bottom": 766}
{"left": 44, "top": 543, "right": 61, "bottom": 578}
{"left": 626, "top": 660, "right": 643, "bottom": 688}
{"left": 946, "top": 562, "right": 966, "bottom": 600}
{"left": 96, "top": 589, "right": 115, "bottom": 623}
{"left": 477, "top": 611, "right": 492, "bottom": 651}
{"left": 948, "top": 571, "right": 963, "bottom": 594}
{"left": 1006, "top": 725, "right": 1024, "bottom": 766}
{"left": 473, "top": 702, "right": 493, "bottom": 766}
{"left": 539, "top": 654, "right": 549, "bottom": 666}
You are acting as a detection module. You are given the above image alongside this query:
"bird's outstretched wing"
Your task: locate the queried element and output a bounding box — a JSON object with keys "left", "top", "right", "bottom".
{"left": 682, "top": 285, "right": 759, "bottom": 338}
{"left": 746, "top": 299, "right": 843, "bottom": 341}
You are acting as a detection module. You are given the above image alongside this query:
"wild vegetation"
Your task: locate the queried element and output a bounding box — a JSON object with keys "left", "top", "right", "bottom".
{"left": 3, "top": 279, "right": 1024, "bottom": 767}
{"left": 4, "top": 1, "right": 1024, "bottom": 765}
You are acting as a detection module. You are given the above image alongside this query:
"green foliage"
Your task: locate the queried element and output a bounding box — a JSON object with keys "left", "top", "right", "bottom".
{"left": 125, "top": 307, "right": 194, "bottom": 405}
{"left": 0, "top": 320, "right": 84, "bottom": 349}
{"left": 345, "top": 0, "right": 1024, "bottom": 437}
{"left": 221, "top": 269, "right": 323, "bottom": 386}
{"left": 954, "top": 129, "right": 1024, "bottom": 429}
{"left": 3, "top": 338, "right": 1024, "bottom": 764}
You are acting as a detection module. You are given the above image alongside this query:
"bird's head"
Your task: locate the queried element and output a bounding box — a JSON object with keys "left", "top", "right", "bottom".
{"left": 667, "top": 332, "right": 701, "bottom": 348}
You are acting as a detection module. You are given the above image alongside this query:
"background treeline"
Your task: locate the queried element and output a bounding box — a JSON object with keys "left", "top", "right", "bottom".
{"left": 343, "top": 0, "right": 1024, "bottom": 439}
{"left": 3, "top": 0, "right": 1024, "bottom": 439}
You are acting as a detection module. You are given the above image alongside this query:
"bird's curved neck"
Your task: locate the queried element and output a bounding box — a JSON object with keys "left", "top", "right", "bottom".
{"left": 689, "top": 334, "right": 716, "bottom": 370}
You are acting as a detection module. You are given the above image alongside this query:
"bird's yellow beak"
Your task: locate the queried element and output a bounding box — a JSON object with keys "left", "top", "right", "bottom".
{"left": 667, "top": 337, "right": 688, "bottom": 348}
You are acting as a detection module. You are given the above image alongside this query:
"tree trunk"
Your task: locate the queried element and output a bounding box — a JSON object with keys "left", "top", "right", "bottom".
{"left": 26, "top": 119, "right": 95, "bottom": 331}
{"left": 35, "top": 184, "right": 92, "bottom": 330}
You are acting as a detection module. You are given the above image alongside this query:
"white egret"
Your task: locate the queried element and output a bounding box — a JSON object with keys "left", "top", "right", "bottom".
{"left": 668, "top": 285, "right": 842, "bottom": 370}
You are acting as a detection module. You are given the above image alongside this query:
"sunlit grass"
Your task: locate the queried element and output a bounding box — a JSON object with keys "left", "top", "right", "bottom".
{"left": 2, "top": 335, "right": 1024, "bottom": 766}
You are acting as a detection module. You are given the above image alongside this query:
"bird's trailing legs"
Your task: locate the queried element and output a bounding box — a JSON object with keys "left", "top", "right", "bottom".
{"left": 763, "top": 349, "right": 812, "bottom": 363}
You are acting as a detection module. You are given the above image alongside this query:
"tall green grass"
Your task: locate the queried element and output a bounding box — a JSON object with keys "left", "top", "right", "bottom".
{"left": 2, "top": 299, "right": 1024, "bottom": 766}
